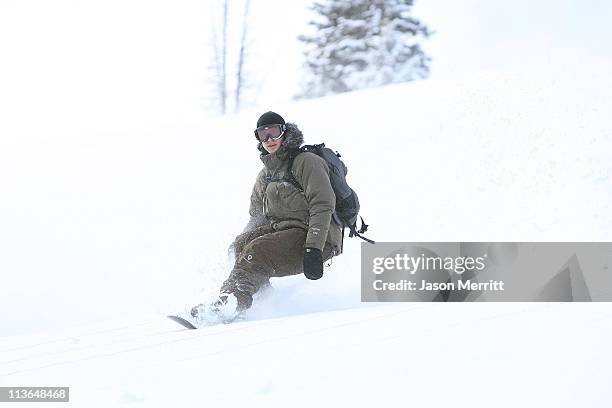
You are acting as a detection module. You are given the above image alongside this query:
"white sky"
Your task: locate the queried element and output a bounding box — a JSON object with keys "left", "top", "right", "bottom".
{"left": 414, "top": 0, "right": 612, "bottom": 77}
{"left": 1, "top": 0, "right": 611, "bottom": 133}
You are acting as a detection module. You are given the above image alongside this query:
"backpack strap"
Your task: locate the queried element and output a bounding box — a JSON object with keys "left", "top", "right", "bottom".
{"left": 357, "top": 216, "right": 368, "bottom": 234}
{"left": 348, "top": 217, "right": 375, "bottom": 244}
{"left": 284, "top": 147, "right": 305, "bottom": 191}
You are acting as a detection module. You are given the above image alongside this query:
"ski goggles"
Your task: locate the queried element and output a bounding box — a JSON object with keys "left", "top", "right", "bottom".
{"left": 254, "top": 124, "right": 286, "bottom": 142}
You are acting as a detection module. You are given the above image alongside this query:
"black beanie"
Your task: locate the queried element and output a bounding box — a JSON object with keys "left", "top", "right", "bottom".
{"left": 257, "top": 111, "right": 285, "bottom": 128}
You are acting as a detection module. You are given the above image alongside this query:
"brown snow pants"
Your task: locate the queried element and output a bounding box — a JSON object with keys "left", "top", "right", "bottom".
{"left": 220, "top": 227, "right": 335, "bottom": 310}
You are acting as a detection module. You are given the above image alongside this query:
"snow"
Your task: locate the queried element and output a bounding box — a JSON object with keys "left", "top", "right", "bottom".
{"left": 2, "top": 303, "right": 612, "bottom": 406}
{"left": 1, "top": 0, "right": 612, "bottom": 406}
{"left": 1, "top": 65, "right": 611, "bottom": 404}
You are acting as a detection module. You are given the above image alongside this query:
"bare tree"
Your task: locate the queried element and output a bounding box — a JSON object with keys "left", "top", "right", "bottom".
{"left": 209, "top": 0, "right": 252, "bottom": 115}
{"left": 220, "top": 0, "right": 228, "bottom": 114}
{"left": 234, "top": 0, "right": 250, "bottom": 112}
{"left": 209, "top": 1, "right": 225, "bottom": 114}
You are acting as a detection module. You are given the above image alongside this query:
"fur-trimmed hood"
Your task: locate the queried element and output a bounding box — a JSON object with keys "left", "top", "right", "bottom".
{"left": 257, "top": 122, "right": 303, "bottom": 156}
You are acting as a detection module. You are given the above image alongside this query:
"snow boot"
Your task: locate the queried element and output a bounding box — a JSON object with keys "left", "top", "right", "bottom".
{"left": 190, "top": 292, "right": 245, "bottom": 324}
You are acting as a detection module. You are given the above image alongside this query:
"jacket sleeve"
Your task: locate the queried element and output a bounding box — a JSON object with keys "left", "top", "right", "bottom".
{"left": 244, "top": 169, "right": 267, "bottom": 232}
{"left": 294, "top": 153, "right": 335, "bottom": 250}
{"left": 229, "top": 169, "right": 269, "bottom": 260}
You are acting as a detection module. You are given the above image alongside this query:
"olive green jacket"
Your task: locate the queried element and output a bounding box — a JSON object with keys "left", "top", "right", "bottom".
{"left": 232, "top": 123, "right": 342, "bottom": 258}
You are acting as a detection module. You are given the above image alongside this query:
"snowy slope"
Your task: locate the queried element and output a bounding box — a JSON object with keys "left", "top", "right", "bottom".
{"left": 1, "top": 61, "right": 611, "bottom": 336}
{"left": 1, "top": 1, "right": 612, "bottom": 406}
{"left": 1, "top": 303, "right": 612, "bottom": 407}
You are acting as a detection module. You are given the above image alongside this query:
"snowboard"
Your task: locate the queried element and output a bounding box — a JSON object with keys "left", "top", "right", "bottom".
{"left": 167, "top": 315, "right": 198, "bottom": 330}
{"left": 167, "top": 312, "right": 244, "bottom": 329}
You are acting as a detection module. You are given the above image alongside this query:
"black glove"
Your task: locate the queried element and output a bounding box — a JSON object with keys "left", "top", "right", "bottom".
{"left": 303, "top": 247, "right": 324, "bottom": 280}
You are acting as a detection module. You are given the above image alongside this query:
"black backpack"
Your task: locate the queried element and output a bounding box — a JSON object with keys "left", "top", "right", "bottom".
{"left": 286, "top": 143, "right": 375, "bottom": 244}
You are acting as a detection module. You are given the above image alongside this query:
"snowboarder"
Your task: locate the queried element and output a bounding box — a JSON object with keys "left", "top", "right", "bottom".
{"left": 190, "top": 111, "right": 343, "bottom": 323}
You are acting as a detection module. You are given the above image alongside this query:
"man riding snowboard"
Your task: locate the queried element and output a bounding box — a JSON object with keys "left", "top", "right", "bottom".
{"left": 190, "top": 111, "right": 342, "bottom": 323}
